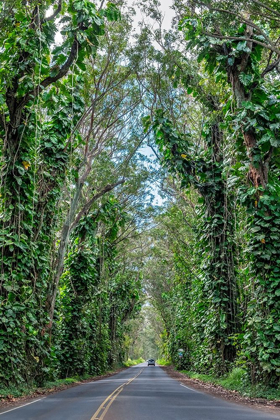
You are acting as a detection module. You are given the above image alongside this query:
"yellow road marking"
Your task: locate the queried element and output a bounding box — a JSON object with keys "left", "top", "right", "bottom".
{"left": 90, "top": 368, "right": 144, "bottom": 420}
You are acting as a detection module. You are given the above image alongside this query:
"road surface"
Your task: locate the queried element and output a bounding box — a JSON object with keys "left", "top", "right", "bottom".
{"left": 0, "top": 363, "right": 279, "bottom": 419}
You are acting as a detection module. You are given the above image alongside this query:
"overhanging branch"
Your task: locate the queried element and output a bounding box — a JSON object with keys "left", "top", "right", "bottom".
{"left": 19, "top": 37, "right": 80, "bottom": 110}
{"left": 45, "top": 0, "right": 62, "bottom": 21}
{"left": 71, "top": 178, "right": 126, "bottom": 230}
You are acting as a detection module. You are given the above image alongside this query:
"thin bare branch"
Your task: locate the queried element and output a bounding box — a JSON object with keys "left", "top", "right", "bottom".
{"left": 45, "top": 0, "right": 62, "bottom": 21}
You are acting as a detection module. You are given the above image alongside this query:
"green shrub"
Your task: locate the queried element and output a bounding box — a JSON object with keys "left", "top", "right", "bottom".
{"left": 219, "top": 368, "right": 247, "bottom": 391}
{"left": 0, "top": 369, "right": 120, "bottom": 401}
{"left": 123, "top": 358, "right": 144, "bottom": 367}
{"left": 156, "top": 358, "right": 172, "bottom": 366}
{"left": 0, "top": 384, "right": 35, "bottom": 399}
{"left": 180, "top": 368, "right": 280, "bottom": 400}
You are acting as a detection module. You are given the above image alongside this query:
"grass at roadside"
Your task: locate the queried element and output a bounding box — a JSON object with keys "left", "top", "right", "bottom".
{"left": 122, "top": 358, "right": 144, "bottom": 367}
{"left": 156, "top": 358, "right": 171, "bottom": 366}
{"left": 180, "top": 368, "right": 280, "bottom": 401}
{"left": 0, "top": 376, "right": 86, "bottom": 400}
{"left": 0, "top": 360, "right": 147, "bottom": 401}
{"left": 0, "top": 369, "right": 124, "bottom": 402}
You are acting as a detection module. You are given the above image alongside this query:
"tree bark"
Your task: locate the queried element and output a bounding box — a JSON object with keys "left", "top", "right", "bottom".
{"left": 227, "top": 25, "right": 272, "bottom": 191}
{"left": 48, "top": 177, "right": 126, "bottom": 322}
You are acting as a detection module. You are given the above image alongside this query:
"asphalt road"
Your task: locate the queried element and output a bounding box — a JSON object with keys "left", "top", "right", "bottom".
{"left": 0, "top": 363, "right": 279, "bottom": 420}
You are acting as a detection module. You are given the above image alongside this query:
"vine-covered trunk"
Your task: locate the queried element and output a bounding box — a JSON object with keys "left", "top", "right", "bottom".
{"left": 199, "top": 123, "right": 239, "bottom": 370}
{"left": 229, "top": 56, "right": 269, "bottom": 191}
{"left": 0, "top": 84, "right": 83, "bottom": 384}
{"left": 0, "top": 114, "right": 52, "bottom": 384}
{"left": 47, "top": 179, "right": 84, "bottom": 324}
{"left": 228, "top": 31, "right": 280, "bottom": 381}
{"left": 151, "top": 111, "right": 240, "bottom": 372}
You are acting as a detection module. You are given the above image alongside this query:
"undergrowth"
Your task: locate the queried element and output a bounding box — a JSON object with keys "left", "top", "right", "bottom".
{"left": 156, "top": 358, "right": 172, "bottom": 366}
{"left": 180, "top": 368, "right": 280, "bottom": 400}
{"left": 122, "top": 358, "right": 144, "bottom": 367}
{"left": 0, "top": 369, "right": 121, "bottom": 401}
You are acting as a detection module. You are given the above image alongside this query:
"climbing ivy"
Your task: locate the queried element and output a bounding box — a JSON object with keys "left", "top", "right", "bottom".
{"left": 179, "top": 15, "right": 280, "bottom": 382}
{"left": 57, "top": 197, "right": 142, "bottom": 377}
{"left": 144, "top": 109, "right": 239, "bottom": 372}
{"left": 0, "top": 0, "right": 121, "bottom": 385}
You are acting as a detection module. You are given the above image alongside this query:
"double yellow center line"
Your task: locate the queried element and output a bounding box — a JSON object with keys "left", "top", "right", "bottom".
{"left": 90, "top": 368, "right": 144, "bottom": 420}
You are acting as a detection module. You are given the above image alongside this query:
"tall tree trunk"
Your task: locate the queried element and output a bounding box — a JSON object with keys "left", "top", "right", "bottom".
{"left": 226, "top": 26, "right": 280, "bottom": 381}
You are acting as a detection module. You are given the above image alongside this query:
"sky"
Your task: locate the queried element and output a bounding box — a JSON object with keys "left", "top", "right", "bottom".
{"left": 159, "top": 0, "right": 175, "bottom": 29}
{"left": 129, "top": 0, "right": 175, "bottom": 31}
{"left": 128, "top": 0, "right": 175, "bottom": 206}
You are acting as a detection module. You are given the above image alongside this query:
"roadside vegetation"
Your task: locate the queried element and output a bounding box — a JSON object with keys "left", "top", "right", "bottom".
{"left": 123, "top": 358, "right": 145, "bottom": 367}
{"left": 156, "top": 359, "right": 172, "bottom": 366}
{"left": 1, "top": 0, "right": 280, "bottom": 401}
{"left": 0, "top": 367, "right": 127, "bottom": 401}
{"left": 180, "top": 369, "right": 280, "bottom": 401}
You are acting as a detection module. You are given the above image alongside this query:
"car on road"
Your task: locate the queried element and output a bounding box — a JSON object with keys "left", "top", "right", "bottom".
{"left": 147, "top": 358, "right": 155, "bottom": 366}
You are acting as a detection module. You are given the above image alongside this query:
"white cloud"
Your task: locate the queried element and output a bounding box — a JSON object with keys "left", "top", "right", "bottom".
{"left": 127, "top": 0, "right": 175, "bottom": 32}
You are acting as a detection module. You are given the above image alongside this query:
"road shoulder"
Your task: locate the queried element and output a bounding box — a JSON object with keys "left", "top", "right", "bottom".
{"left": 0, "top": 367, "right": 128, "bottom": 412}
{"left": 161, "top": 366, "right": 280, "bottom": 417}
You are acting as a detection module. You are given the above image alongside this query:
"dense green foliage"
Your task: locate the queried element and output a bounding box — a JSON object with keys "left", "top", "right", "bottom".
{"left": 138, "top": 0, "right": 280, "bottom": 391}
{"left": 0, "top": 0, "right": 145, "bottom": 387}
{"left": 1, "top": 0, "right": 280, "bottom": 398}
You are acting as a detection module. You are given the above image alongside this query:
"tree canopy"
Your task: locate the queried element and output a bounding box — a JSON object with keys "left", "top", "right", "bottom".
{"left": 0, "top": 0, "right": 280, "bottom": 395}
